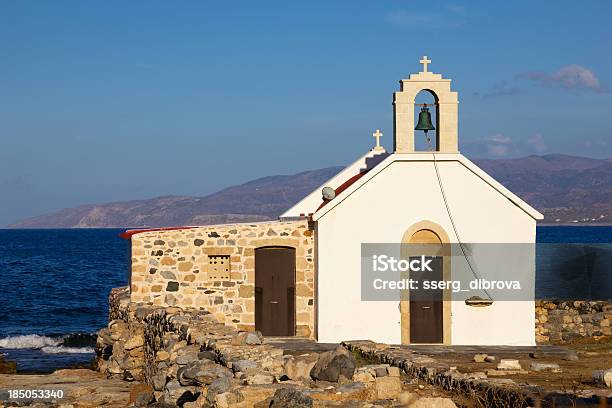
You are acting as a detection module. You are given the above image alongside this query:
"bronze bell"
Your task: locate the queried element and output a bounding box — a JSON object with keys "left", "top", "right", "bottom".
{"left": 415, "top": 106, "right": 435, "bottom": 134}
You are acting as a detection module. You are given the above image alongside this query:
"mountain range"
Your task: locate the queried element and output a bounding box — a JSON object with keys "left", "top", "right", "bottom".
{"left": 8, "top": 154, "right": 611, "bottom": 228}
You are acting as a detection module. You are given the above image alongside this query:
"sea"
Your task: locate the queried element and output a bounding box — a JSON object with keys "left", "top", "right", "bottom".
{"left": 0, "top": 226, "right": 610, "bottom": 373}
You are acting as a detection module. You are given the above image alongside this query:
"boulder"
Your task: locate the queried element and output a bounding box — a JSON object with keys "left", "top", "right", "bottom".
{"left": 387, "top": 366, "right": 400, "bottom": 377}
{"left": 124, "top": 334, "right": 144, "bottom": 351}
{"left": 353, "top": 371, "right": 375, "bottom": 383}
{"left": 563, "top": 351, "right": 579, "bottom": 361}
{"left": 246, "top": 371, "right": 276, "bottom": 385}
{"left": 178, "top": 360, "right": 232, "bottom": 386}
{"left": 164, "top": 379, "right": 198, "bottom": 406}
{"left": 335, "top": 381, "right": 377, "bottom": 400}
{"left": 155, "top": 350, "right": 170, "bottom": 362}
{"left": 214, "top": 391, "right": 241, "bottom": 408}
{"left": 231, "top": 330, "right": 264, "bottom": 346}
{"left": 206, "top": 377, "right": 233, "bottom": 404}
{"left": 310, "top": 349, "right": 356, "bottom": 382}
{"left": 175, "top": 345, "right": 200, "bottom": 365}
{"left": 151, "top": 372, "right": 167, "bottom": 391}
{"left": 232, "top": 359, "right": 259, "bottom": 373}
{"left": 484, "top": 356, "right": 496, "bottom": 363}
{"left": 269, "top": 388, "right": 313, "bottom": 408}
{"left": 375, "top": 376, "right": 402, "bottom": 399}
{"left": 198, "top": 350, "right": 217, "bottom": 362}
{"left": 497, "top": 359, "right": 522, "bottom": 371}
{"left": 473, "top": 354, "right": 488, "bottom": 363}
{"left": 283, "top": 354, "right": 319, "bottom": 381}
{"left": 593, "top": 369, "right": 612, "bottom": 388}
{"left": 530, "top": 362, "right": 561, "bottom": 372}
{"left": 408, "top": 397, "right": 458, "bottom": 407}
{"left": 398, "top": 391, "right": 419, "bottom": 405}
{"left": 128, "top": 383, "right": 154, "bottom": 407}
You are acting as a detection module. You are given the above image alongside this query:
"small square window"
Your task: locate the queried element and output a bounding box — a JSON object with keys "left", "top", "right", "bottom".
{"left": 208, "top": 255, "right": 230, "bottom": 281}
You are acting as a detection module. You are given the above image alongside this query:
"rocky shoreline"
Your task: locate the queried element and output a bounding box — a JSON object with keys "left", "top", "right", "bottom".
{"left": 2, "top": 288, "right": 611, "bottom": 408}
{"left": 89, "top": 287, "right": 612, "bottom": 407}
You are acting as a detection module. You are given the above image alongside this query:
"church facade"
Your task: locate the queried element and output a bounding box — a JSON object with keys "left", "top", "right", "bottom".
{"left": 124, "top": 57, "right": 543, "bottom": 346}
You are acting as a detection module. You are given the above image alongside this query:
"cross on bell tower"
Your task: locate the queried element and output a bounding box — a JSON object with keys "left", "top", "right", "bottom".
{"left": 419, "top": 56, "right": 431, "bottom": 73}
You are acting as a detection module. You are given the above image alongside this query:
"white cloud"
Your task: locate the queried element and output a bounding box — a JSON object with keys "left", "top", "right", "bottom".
{"left": 517, "top": 65, "right": 606, "bottom": 93}
{"left": 485, "top": 133, "right": 511, "bottom": 156}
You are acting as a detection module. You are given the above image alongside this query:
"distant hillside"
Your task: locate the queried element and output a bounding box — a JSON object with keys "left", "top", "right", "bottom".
{"left": 8, "top": 155, "right": 611, "bottom": 228}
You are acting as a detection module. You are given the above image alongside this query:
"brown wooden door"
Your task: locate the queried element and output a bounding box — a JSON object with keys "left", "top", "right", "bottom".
{"left": 410, "top": 256, "right": 443, "bottom": 343}
{"left": 255, "top": 247, "right": 296, "bottom": 336}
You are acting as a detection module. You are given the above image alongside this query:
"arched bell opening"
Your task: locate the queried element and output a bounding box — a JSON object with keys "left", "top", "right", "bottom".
{"left": 413, "top": 89, "right": 440, "bottom": 152}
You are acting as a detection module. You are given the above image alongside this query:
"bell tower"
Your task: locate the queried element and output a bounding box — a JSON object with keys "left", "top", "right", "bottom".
{"left": 393, "top": 56, "right": 459, "bottom": 153}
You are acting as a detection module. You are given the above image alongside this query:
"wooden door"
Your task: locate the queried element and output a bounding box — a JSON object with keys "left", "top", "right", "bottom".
{"left": 255, "top": 247, "right": 296, "bottom": 336}
{"left": 410, "top": 256, "right": 443, "bottom": 343}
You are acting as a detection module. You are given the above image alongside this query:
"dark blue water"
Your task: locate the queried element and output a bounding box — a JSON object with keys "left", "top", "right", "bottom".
{"left": 0, "top": 229, "right": 128, "bottom": 372}
{"left": 0, "top": 226, "right": 610, "bottom": 372}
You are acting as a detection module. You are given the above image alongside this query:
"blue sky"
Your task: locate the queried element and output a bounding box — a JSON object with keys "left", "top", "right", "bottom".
{"left": 1, "top": 1, "right": 611, "bottom": 225}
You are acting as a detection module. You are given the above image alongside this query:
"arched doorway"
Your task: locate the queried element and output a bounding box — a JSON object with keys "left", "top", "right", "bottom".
{"left": 400, "top": 221, "right": 451, "bottom": 344}
{"left": 255, "top": 247, "right": 296, "bottom": 336}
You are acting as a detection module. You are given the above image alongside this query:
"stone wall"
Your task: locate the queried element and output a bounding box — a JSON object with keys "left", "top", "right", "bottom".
{"left": 535, "top": 300, "right": 612, "bottom": 343}
{"left": 96, "top": 291, "right": 412, "bottom": 407}
{"left": 129, "top": 220, "right": 315, "bottom": 338}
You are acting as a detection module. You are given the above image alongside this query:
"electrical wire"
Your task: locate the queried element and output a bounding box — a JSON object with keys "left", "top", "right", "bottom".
{"left": 426, "top": 133, "right": 493, "bottom": 300}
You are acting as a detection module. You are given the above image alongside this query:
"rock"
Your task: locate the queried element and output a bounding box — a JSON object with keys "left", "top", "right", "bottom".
{"left": 408, "top": 397, "right": 458, "bottom": 407}
{"left": 310, "top": 349, "right": 356, "bottom": 382}
{"left": 164, "top": 379, "right": 198, "bottom": 406}
{"left": 467, "top": 372, "right": 487, "bottom": 379}
{"left": 335, "top": 381, "right": 377, "bottom": 400}
{"left": 246, "top": 371, "right": 275, "bottom": 385}
{"left": 234, "top": 385, "right": 278, "bottom": 407}
{"left": 151, "top": 372, "right": 167, "bottom": 391}
{"left": 175, "top": 346, "right": 200, "bottom": 365}
{"left": 497, "top": 359, "right": 522, "bottom": 371}
{"left": 283, "top": 354, "right": 319, "bottom": 381}
{"left": 387, "top": 366, "right": 400, "bottom": 377}
{"left": 128, "top": 383, "right": 154, "bottom": 407}
{"left": 374, "top": 365, "right": 388, "bottom": 377}
{"left": 353, "top": 371, "right": 375, "bottom": 383}
{"left": 206, "top": 377, "right": 232, "bottom": 404}
{"left": 231, "top": 330, "right": 264, "bottom": 346}
{"left": 484, "top": 356, "right": 496, "bottom": 363}
{"left": 530, "top": 362, "right": 561, "bottom": 372}
{"left": 398, "top": 391, "right": 418, "bottom": 405}
{"left": 269, "top": 388, "right": 313, "bottom": 407}
{"left": 156, "top": 350, "right": 170, "bottom": 362}
{"left": 563, "top": 351, "right": 579, "bottom": 361}
{"left": 232, "top": 359, "right": 259, "bottom": 373}
{"left": 593, "top": 369, "right": 612, "bottom": 387}
{"left": 214, "top": 391, "right": 240, "bottom": 408}
{"left": 124, "top": 335, "right": 144, "bottom": 351}
{"left": 178, "top": 360, "right": 232, "bottom": 386}
{"left": 473, "top": 353, "right": 488, "bottom": 363}
{"left": 198, "top": 350, "right": 217, "bottom": 362}
{"left": 375, "top": 375, "right": 402, "bottom": 399}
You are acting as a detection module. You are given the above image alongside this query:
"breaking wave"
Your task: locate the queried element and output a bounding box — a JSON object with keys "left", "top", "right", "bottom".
{"left": 0, "top": 334, "right": 61, "bottom": 349}
{"left": 41, "top": 346, "right": 94, "bottom": 354}
{"left": 0, "top": 333, "right": 96, "bottom": 354}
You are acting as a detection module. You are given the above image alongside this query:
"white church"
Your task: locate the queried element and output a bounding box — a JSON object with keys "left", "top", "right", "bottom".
{"left": 127, "top": 57, "right": 543, "bottom": 346}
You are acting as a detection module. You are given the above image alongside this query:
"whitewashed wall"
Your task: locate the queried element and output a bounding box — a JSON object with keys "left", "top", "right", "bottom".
{"left": 314, "top": 154, "right": 538, "bottom": 345}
